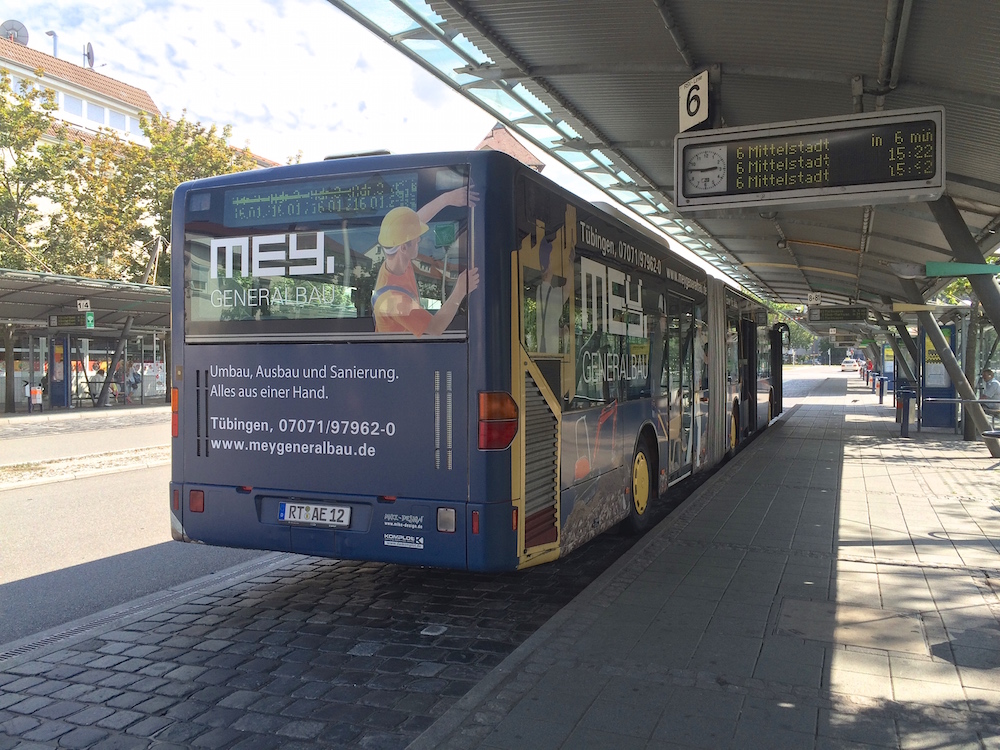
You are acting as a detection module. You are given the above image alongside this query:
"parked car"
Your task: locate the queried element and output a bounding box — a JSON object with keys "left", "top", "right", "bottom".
{"left": 841, "top": 358, "right": 859, "bottom": 371}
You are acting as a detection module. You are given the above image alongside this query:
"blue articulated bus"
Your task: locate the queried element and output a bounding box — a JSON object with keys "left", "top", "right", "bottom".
{"left": 170, "top": 150, "right": 779, "bottom": 571}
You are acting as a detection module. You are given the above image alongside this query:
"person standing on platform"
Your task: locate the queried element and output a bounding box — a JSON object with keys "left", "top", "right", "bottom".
{"left": 980, "top": 368, "right": 1000, "bottom": 418}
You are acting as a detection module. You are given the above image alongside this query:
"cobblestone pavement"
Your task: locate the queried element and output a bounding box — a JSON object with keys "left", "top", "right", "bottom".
{"left": 0, "top": 542, "right": 631, "bottom": 749}
{"left": 0, "top": 474, "right": 705, "bottom": 750}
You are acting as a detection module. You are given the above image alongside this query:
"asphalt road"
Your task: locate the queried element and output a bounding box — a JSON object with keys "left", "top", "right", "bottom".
{"left": 0, "top": 411, "right": 267, "bottom": 646}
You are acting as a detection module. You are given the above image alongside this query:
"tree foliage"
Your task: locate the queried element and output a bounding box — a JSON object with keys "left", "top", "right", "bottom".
{"left": 769, "top": 303, "right": 816, "bottom": 352}
{"left": 0, "top": 70, "right": 71, "bottom": 269}
{"left": 1, "top": 75, "right": 259, "bottom": 283}
{"left": 141, "top": 112, "right": 259, "bottom": 283}
{"left": 42, "top": 130, "right": 149, "bottom": 279}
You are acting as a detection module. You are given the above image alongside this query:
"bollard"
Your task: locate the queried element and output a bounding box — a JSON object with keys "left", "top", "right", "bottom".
{"left": 871, "top": 372, "right": 878, "bottom": 393}
{"left": 899, "top": 391, "right": 911, "bottom": 437}
{"left": 878, "top": 377, "right": 885, "bottom": 404}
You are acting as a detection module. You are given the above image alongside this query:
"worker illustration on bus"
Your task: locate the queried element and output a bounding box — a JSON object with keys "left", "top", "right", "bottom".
{"left": 535, "top": 235, "right": 572, "bottom": 353}
{"left": 371, "top": 187, "right": 480, "bottom": 337}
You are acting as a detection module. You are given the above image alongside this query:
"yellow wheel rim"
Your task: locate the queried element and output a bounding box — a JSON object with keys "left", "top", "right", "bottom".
{"left": 632, "top": 451, "right": 649, "bottom": 515}
{"left": 730, "top": 412, "right": 738, "bottom": 449}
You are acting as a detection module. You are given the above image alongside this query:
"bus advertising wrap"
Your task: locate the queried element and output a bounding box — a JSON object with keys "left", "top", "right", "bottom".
{"left": 180, "top": 341, "right": 469, "bottom": 502}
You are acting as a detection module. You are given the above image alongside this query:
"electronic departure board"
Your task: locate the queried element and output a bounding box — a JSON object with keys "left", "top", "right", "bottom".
{"left": 807, "top": 306, "right": 869, "bottom": 323}
{"left": 674, "top": 107, "right": 944, "bottom": 212}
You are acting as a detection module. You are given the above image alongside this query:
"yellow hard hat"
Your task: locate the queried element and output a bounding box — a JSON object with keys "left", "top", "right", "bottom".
{"left": 378, "top": 207, "right": 428, "bottom": 250}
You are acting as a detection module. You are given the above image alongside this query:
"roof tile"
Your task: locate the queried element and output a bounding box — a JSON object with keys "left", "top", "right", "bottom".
{"left": 0, "top": 37, "right": 160, "bottom": 115}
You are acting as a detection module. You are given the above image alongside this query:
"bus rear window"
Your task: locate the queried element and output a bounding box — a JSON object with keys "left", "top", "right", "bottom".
{"left": 184, "top": 165, "right": 474, "bottom": 341}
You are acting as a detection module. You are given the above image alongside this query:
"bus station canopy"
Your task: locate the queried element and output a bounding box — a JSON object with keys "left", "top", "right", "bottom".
{"left": 330, "top": 0, "right": 1000, "bottom": 338}
{"left": 0, "top": 269, "right": 170, "bottom": 337}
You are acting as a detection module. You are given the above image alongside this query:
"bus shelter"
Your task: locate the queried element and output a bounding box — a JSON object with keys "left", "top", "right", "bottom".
{"left": 0, "top": 269, "right": 170, "bottom": 413}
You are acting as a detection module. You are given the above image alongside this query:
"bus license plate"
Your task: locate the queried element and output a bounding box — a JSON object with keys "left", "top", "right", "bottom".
{"left": 278, "top": 502, "right": 351, "bottom": 528}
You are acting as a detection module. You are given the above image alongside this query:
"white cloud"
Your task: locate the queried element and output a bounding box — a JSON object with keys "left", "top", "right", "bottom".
{"left": 16, "top": 0, "right": 497, "bottom": 163}
{"left": 15, "top": 0, "right": 708, "bottom": 272}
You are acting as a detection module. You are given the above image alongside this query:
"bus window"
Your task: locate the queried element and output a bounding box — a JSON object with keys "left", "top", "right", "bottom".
{"left": 521, "top": 224, "right": 573, "bottom": 356}
{"left": 184, "top": 165, "right": 476, "bottom": 341}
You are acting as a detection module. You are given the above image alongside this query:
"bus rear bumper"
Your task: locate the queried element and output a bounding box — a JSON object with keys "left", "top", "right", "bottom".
{"left": 170, "top": 483, "right": 517, "bottom": 571}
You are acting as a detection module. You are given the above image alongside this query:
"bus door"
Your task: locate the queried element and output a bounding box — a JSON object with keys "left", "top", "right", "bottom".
{"left": 740, "top": 317, "right": 758, "bottom": 434}
{"left": 514, "top": 212, "right": 578, "bottom": 567}
{"left": 725, "top": 316, "right": 741, "bottom": 449}
{"left": 666, "top": 293, "right": 695, "bottom": 479}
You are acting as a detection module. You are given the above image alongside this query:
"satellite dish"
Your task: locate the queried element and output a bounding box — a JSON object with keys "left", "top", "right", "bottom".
{"left": 1, "top": 19, "right": 28, "bottom": 45}
{"left": 85, "top": 42, "right": 94, "bottom": 69}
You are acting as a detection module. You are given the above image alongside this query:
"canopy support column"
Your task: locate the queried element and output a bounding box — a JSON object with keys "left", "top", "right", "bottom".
{"left": 927, "top": 196, "right": 1000, "bottom": 335}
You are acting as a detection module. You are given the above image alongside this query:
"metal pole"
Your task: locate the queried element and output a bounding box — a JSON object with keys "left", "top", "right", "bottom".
{"left": 874, "top": 311, "right": 917, "bottom": 384}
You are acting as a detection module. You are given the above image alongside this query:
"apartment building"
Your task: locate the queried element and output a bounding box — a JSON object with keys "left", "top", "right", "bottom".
{"left": 0, "top": 33, "right": 159, "bottom": 144}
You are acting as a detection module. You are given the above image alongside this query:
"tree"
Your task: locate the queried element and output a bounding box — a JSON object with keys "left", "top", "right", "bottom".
{"left": 141, "top": 112, "right": 259, "bottom": 285}
{"left": 0, "top": 70, "right": 70, "bottom": 270}
{"left": 42, "top": 131, "right": 150, "bottom": 279}
{"left": 38, "top": 111, "right": 259, "bottom": 284}
{"left": 768, "top": 303, "right": 816, "bottom": 359}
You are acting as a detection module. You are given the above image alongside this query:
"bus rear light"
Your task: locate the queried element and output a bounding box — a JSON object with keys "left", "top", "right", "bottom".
{"left": 171, "top": 388, "right": 179, "bottom": 437}
{"left": 512, "top": 507, "right": 518, "bottom": 531}
{"left": 237, "top": 486, "right": 253, "bottom": 494}
{"left": 437, "top": 508, "right": 456, "bottom": 533}
{"left": 478, "top": 392, "right": 517, "bottom": 449}
{"left": 471, "top": 510, "right": 480, "bottom": 534}
{"left": 478, "top": 392, "right": 517, "bottom": 420}
{"left": 172, "top": 489, "right": 180, "bottom": 512}
{"left": 378, "top": 495, "right": 397, "bottom": 503}
{"left": 189, "top": 490, "right": 205, "bottom": 513}
{"left": 478, "top": 420, "right": 518, "bottom": 451}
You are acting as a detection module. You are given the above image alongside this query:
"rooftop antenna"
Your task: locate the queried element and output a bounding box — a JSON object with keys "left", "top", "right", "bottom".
{"left": 45, "top": 30, "right": 57, "bottom": 58}
{"left": 83, "top": 42, "right": 94, "bottom": 69}
{"left": 1, "top": 19, "right": 28, "bottom": 45}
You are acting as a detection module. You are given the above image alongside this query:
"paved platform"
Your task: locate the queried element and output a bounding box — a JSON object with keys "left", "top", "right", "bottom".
{"left": 0, "top": 404, "right": 169, "bottom": 469}
{"left": 413, "top": 375, "right": 1000, "bottom": 749}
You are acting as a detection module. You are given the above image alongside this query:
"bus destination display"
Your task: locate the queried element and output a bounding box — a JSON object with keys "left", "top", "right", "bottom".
{"left": 675, "top": 107, "right": 944, "bottom": 211}
{"left": 223, "top": 172, "right": 419, "bottom": 228}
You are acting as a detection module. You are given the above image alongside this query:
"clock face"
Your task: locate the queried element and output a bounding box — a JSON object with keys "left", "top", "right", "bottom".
{"left": 684, "top": 147, "right": 727, "bottom": 194}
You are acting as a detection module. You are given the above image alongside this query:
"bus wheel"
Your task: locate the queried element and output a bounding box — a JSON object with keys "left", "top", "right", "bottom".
{"left": 729, "top": 407, "right": 739, "bottom": 451}
{"left": 625, "top": 440, "right": 655, "bottom": 534}
{"left": 768, "top": 391, "right": 774, "bottom": 422}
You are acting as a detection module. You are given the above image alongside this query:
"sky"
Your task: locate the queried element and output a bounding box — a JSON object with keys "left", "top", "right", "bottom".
{"left": 12, "top": 0, "right": 704, "bottom": 270}
{"left": 15, "top": 0, "right": 505, "bottom": 163}
{"left": 13, "top": 0, "right": 609, "bottom": 208}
